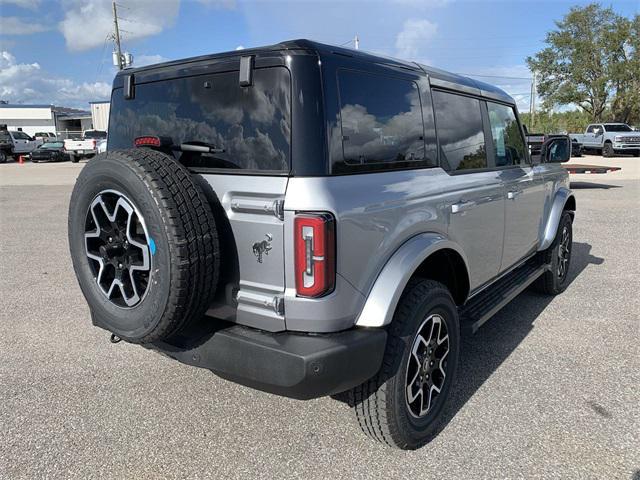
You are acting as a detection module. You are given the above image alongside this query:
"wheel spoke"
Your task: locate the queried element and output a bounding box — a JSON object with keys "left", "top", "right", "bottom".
{"left": 405, "top": 313, "right": 451, "bottom": 418}
{"left": 84, "top": 190, "right": 151, "bottom": 308}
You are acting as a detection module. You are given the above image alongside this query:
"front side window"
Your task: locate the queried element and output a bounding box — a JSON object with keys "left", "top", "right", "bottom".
{"left": 337, "top": 70, "right": 434, "bottom": 172}
{"left": 109, "top": 67, "right": 291, "bottom": 172}
{"left": 487, "top": 102, "right": 527, "bottom": 166}
{"left": 432, "top": 90, "right": 487, "bottom": 172}
{"left": 13, "top": 131, "right": 31, "bottom": 140}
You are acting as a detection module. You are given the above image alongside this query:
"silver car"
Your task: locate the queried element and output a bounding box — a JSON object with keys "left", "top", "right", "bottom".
{"left": 68, "top": 40, "right": 575, "bottom": 450}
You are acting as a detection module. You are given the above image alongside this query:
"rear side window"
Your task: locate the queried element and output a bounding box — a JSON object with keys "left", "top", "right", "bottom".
{"left": 486, "top": 102, "right": 526, "bottom": 166}
{"left": 432, "top": 90, "right": 487, "bottom": 172}
{"left": 336, "top": 70, "right": 434, "bottom": 173}
{"left": 108, "top": 67, "right": 291, "bottom": 173}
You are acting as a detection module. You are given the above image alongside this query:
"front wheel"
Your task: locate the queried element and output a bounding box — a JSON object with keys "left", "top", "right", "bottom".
{"left": 0, "top": 150, "right": 7, "bottom": 163}
{"left": 602, "top": 142, "right": 614, "bottom": 158}
{"left": 350, "top": 279, "right": 460, "bottom": 450}
{"left": 535, "top": 211, "right": 573, "bottom": 295}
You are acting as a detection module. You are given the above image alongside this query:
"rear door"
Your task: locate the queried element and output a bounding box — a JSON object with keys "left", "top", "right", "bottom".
{"left": 486, "top": 101, "right": 545, "bottom": 271}
{"left": 107, "top": 66, "right": 292, "bottom": 330}
{"left": 432, "top": 90, "right": 505, "bottom": 291}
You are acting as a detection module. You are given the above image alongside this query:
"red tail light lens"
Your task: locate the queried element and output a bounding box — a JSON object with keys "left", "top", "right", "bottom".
{"left": 294, "top": 213, "right": 335, "bottom": 298}
{"left": 92, "top": 139, "right": 97, "bottom": 148}
{"left": 134, "top": 136, "right": 161, "bottom": 147}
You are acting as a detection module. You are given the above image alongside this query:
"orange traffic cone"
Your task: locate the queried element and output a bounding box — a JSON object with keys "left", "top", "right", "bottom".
{"left": 18, "top": 155, "right": 24, "bottom": 164}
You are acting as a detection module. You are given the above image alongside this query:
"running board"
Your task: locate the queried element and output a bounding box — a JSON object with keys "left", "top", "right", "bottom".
{"left": 460, "top": 257, "right": 547, "bottom": 335}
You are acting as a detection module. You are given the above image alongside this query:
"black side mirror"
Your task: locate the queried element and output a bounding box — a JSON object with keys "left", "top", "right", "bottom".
{"left": 540, "top": 136, "right": 570, "bottom": 163}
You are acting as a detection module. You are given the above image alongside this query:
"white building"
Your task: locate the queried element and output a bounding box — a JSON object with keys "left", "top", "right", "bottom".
{"left": 90, "top": 101, "right": 111, "bottom": 132}
{"left": 0, "top": 104, "right": 93, "bottom": 138}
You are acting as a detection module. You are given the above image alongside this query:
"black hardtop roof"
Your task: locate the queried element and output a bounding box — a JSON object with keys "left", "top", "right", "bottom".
{"left": 118, "top": 39, "right": 515, "bottom": 105}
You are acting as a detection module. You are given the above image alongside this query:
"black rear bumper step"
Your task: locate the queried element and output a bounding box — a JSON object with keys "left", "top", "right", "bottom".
{"left": 460, "top": 256, "right": 547, "bottom": 334}
{"left": 144, "top": 323, "right": 387, "bottom": 400}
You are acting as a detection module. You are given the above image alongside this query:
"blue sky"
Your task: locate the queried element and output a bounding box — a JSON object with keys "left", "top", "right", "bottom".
{"left": 0, "top": 0, "right": 637, "bottom": 110}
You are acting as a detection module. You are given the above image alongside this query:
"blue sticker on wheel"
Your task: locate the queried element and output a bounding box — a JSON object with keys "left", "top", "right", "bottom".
{"left": 149, "top": 237, "right": 156, "bottom": 255}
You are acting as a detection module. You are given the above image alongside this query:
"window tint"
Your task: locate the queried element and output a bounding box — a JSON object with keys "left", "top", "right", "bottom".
{"left": 604, "top": 124, "right": 632, "bottom": 132}
{"left": 337, "top": 70, "right": 434, "bottom": 171}
{"left": 487, "top": 102, "right": 526, "bottom": 166}
{"left": 13, "top": 131, "right": 31, "bottom": 140}
{"left": 586, "top": 125, "right": 595, "bottom": 133}
{"left": 84, "top": 130, "right": 107, "bottom": 139}
{"left": 108, "top": 67, "right": 291, "bottom": 172}
{"left": 432, "top": 91, "right": 487, "bottom": 171}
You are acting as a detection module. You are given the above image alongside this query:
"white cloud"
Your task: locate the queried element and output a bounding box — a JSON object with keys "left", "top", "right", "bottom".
{"left": 235, "top": 45, "right": 244, "bottom": 50}
{"left": 0, "top": 16, "right": 49, "bottom": 34}
{"left": 59, "top": 0, "right": 180, "bottom": 52}
{"left": 135, "top": 54, "right": 169, "bottom": 67}
{"left": 0, "top": 51, "right": 111, "bottom": 108}
{"left": 0, "top": 0, "right": 40, "bottom": 9}
{"left": 395, "top": 18, "right": 437, "bottom": 59}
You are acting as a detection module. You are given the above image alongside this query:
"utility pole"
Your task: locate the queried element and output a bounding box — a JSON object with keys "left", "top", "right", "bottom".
{"left": 530, "top": 71, "right": 537, "bottom": 128}
{"left": 112, "top": 0, "right": 123, "bottom": 70}
{"left": 354, "top": 35, "right": 359, "bottom": 50}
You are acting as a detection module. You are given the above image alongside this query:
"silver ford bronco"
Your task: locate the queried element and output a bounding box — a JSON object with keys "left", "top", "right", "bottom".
{"left": 68, "top": 40, "right": 575, "bottom": 450}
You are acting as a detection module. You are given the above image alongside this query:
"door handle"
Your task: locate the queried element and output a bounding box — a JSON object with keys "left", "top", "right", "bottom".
{"left": 451, "top": 200, "right": 476, "bottom": 214}
{"left": 507, "top": 190, "right": 522, "bottom": 200}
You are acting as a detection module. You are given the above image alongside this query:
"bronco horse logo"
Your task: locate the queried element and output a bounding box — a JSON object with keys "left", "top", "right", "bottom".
{"left": 252, "top": 234, "right": 273, "bottom": 263}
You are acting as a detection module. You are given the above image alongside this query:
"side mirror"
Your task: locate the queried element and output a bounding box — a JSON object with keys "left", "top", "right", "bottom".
{"left": 540, "top": 136, "right": 570, "bottom": 163}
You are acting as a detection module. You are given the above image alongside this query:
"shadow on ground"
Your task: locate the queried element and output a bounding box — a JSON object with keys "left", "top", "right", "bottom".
{"left": 435, "top": 242, "right": 604, "bottom": 437}
{"left": 570, "top": 181, "right": 622, "bottom": 189}
{"left": 340, "top": 242, "right": 604, "bottom": 442}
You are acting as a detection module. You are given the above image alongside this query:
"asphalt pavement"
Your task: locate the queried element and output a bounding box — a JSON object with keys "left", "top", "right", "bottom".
{"left": 1, "top": 156, "right": 638, "bottom": 479}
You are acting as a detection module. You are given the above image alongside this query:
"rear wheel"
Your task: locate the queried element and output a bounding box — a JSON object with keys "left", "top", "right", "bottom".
{"left": 70, "top": 154, "right": 79, "bottom": 163}
{"left": 68, "top": 149, "right": 220, "bottom": 343}
{"left": 535, "top": 211, "right": 572, "bottom": 295}
{"left": 350, "top": 279, "right": 460, "bottom": 449}
{"left": 0, "top": 150, "right": 7, "bottom": 163}
{"left": 602, "top": 142, "right": 614, "bottom": 157}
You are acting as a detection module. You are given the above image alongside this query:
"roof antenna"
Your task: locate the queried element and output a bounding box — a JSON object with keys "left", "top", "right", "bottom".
{"left": 354, "top": 35, "right": 359, "bottom": 50}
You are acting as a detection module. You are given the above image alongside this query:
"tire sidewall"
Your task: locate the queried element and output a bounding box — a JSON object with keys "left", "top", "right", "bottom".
{"left": 69, "top": 154, "right": 172, "bottom": 340}
{"left": 548, "top": 212, "right": 573, "bottom": 292}
{"left": 391, "top": 286, "right": 460, "bottom": 447}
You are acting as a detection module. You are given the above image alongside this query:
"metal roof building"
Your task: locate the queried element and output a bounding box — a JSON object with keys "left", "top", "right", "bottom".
{"left": 0, "top": 104, "right": 93, "bottom": 138}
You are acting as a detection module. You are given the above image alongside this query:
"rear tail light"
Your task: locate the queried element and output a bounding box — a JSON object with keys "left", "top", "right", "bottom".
{"left": 294, "top": 213, "right": 335, "bottom": 298}
{"left": 92, "top": 139, "right": 97, "bottom": 148}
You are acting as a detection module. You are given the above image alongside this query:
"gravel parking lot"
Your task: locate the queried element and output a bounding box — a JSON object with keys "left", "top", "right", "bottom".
{"left": 1, "top": 155, "right": 638, "bottom": 479}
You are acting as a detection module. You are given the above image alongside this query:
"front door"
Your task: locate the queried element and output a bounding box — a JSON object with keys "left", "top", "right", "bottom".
{"left": 485, "top": 101, "right": 545, "bottom": 271}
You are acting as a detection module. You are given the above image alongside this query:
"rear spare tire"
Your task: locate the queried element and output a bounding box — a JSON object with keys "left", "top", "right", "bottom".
{"left": 68, "top": 148, "right": 220, "bottom": 343}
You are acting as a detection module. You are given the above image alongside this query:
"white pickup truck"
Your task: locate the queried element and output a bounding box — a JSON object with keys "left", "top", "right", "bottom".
{"left": 64, "top": 130, "right": 107, "bottom": 163}
{"left": 570, "top": 123, "right": 640, "bottom": 157}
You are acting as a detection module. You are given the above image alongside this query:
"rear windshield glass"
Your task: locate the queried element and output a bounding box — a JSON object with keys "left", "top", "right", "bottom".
{"left": 108, "top": 67, "right": 291, "bottom": 173}
{"left": 84, "top": 131, "right": 107, "bottom": 139}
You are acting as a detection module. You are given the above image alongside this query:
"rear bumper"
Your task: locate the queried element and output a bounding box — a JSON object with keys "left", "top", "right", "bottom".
{"left": 146, "top": 323, "right": 387, "bottom": 400}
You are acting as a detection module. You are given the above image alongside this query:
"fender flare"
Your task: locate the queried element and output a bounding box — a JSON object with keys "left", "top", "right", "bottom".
{"left": 539, "top": 187, "right": 575, "bottom": 251}
{"left": 355, "top": 233, "right": 469, "bottom": 328}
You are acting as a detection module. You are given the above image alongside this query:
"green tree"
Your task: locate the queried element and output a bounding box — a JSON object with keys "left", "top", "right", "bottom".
{"left": 527, "top": 4, "right": 638, "bottom": 123}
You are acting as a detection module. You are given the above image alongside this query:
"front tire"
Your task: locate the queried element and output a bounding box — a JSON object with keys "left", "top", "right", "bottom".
{"left": 350, "top": 279, "right": 460, "bottom": 449}
{"left": 602, "top": 142, "right": 614, "bottom": 158}
{"left": 535, "top": 211, "right": 573, "bottom": 295}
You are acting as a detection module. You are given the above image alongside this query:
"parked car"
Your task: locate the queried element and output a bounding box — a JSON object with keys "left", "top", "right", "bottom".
{"left": 570, "top": 123, "right": 640, "bottom": 157}
{"left": 29, "top": 141, "right": 70, "bottom": 163}
{"left": 34, "top": 132, "right": 58, "bottom": 143}
{"left": 64, "top": 130, "right": 107, "bottom": 162}
{"left": 523, "top": 125, "right": 545, "bottom": 156}
{"left": 0, "top": 129, "right": 39, "bottom": 161}
{"left": 68, "top": 40, "right": 575, "bottom": 450}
